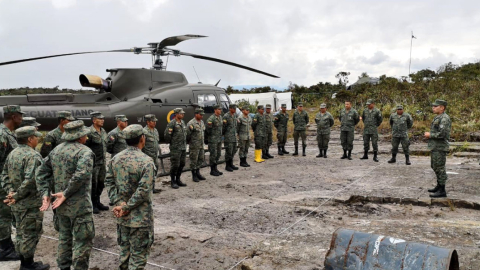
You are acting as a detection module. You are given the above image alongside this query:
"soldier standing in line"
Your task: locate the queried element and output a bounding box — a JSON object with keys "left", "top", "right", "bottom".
{"left": 2, "top": 126, "right": 49, "bottom": 270}
{"left": 425, "top": 99, "right": 451, "bottom": 198}
{"left": 0, "top": 105, "right": 23, "bottom": 262}
{"left": 85, "top": 111, "right": 109, "bottom": 214}
{"left": 315, "top": 103, "right": 334, "bottom": 158}
{"left": 274, "top": 104, "right": 289, "bottom": 155}
{"left": 40, "top": 111, "right": 75, "bottom": 158}
{"left": 186, "top": 108, "right": 207, "bottom": 182}
{"left": 292, "top": 102, "right": 309, "bottom": 156}
{"left": 339, "top": 101, "right": 360, "bottom": 160}
{"left": 252, "top": 105, "right": 266, "bottom": 163}
{"left": 388, "top": 105, "right": 413, "bottom": 165}
{"left": 20, "top": 117, "right": 41, "bottom": 129}
{"left": 206, "top": 105, "right": 223, "bottom": 176}
{"left": 36, "top": 120, "right": 95, "bottom": 270}
{"left": 142, "top": 114, "right": 162, "bottom": 194}
{"left": 105, "top": 124, "right": 155, "bottom": 270}
{"left": 107, "top": 115, "right": 128, "bottom": 157}
{"left": 360, "top": 99, "right": 382, "bottom": 162}
{"left": 223, "top": 104, "right": 239, "bottom": 172}
{"left": 164, "top": 108, "right": 187, "bottom": 189}
{"left": 263, "top": 104, "right": 274, "bottom": 159}
{"left": 237, "top": 106, "right": 252, "bottom": 167}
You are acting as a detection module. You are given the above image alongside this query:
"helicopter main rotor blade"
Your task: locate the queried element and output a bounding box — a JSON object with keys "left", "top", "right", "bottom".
{"left": 0, "top": 49, "right": 132, "bottom": 66}
{"left": 152, "top": 35, "right": 207, "bottom": 49}
{"left": 178, "top": 51, "right": 280, "bottom": 78}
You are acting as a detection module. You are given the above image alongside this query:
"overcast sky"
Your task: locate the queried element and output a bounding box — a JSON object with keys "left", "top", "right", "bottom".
{"left": 0, "top": 0, "right": 479, "bottom": 90}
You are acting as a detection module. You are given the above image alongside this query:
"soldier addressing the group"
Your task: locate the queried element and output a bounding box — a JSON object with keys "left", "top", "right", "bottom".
{"left": 164, "top": 108, "right": 187, "bottom": 189}
{"left": 186, "top": 108, "right": 207, "bottom": 182}
{"left": 142, "top": 114, "right": 161, "bottom": 194}
{"left": 263, "top": 104, "right": 275, "bottom": 159}
{"left": 107, "top": 115, "right": 128, "bottom": 157}
{"left": 1, "top": 126, "right": 49, "bottom": 270}
{"left": 293, "top": 102, "right": 309, "bottom": 156}
{"left": 424, "top": 99, "right": 452, "bottom": 198}
{"left": 315, "top": 103, "right": 334, "bottom": 158}
{"left": 388, "top": 105, "right": 413, "bottom": 165}
{"left": 85, "top": 111, "right": 109, "bottom": 214}
{"left": 339, "top": 101, "right": 360, "bottom": 160}
{"left": 105, "top": 124, "right": 155, "bottom": 270}
{"left": 37, "top": 120, "right": 95, "bottom": 270}
{"left": 273, "top": 104, "right": 290, "bottom": 155}
{"left": 360, "top": 99, "right": 382, "bottom": 162}
{"left": 237, "top": 106, "right": 252, "bottom": 167}
{"left": 252, "top": 105, "right": 266, "bottom": 163}
{"left": 223, "top": 104, "right": 239, "bottom": 172}
{"left": 206, "top": 105, "right": 224, "bottom": 176}
{"left": 0, "top": 105, "right": 24, "bottom": 262}
{"left": 20, "top": 117, "right": 41, "bottom": 129}
{"left": 40, "top": 111, "right": 75, "bottom": 158}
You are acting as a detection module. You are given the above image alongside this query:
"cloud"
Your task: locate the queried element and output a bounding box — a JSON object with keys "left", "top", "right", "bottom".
{"left": 50, "top": 0, "right": 76, "bottom": 9}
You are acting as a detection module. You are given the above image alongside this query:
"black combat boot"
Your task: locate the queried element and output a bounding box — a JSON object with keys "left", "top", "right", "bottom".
{"left": 282, "top": 146, "right": 289, "bottom": 154}
{"left": 92, "top": 195, "right": 100, "bottom": 214}
{"left": 323, "top": 149, "right": 328, "bottom": 158}
{"left": 316, "top": 148, "right": 323, "bottom": 158}
{"left": 215, "top": 164, "right": 223, "bottom": 175}
{"left": 405, "top": 155, "right": 411, "bottom": 165}
{"left": 240, "top": 158, "right": 248, "bottom": 167}
{"left": 210, "top": 165, "right": 220, "bottom": 176}
{"left": 196, "top": 169, "right": 206, "bottom": 180}
{"left": 230, "top": 160, "right": 239, "bottom": 170}
{"left": 278, "top": 145, "right": 284, "bottom": 156}
{"left": 302, "top": 146, "right": 306, "bottom": 156}
{"left": 225, "top": 160, "right": 234, "bottom": 172}
{"left": 428, "top": 184, "right": 440, "bottom": 193}
{"left": 360, "top": 150, "right": 368, "bottom": 160}
{"left": 192, "top": 170, "right": 199, "bottom": 182}
{"left": 243, "top": 157, "right": 250, "bottom": 167}
{"left": 373, "top": 151, "right": 379, "bottom": 162}
{"left": 152, "top": 181, "right": 162, "bottom": 194}
{"left": 176, "top": 168, "right": 187, "bottom": 187}
{"left": 96, "top": 197, "right": 109, "bottom": 211}
{"left": 262, "top": 150, "right": 269, "bottom": 159}
{"left": 20, "top": 256, "right": 50, "bottom": 270}
{"left": 430, "top": 185, "right": 447, "bottom": 198}
{"left": 388, "top": 153, "right": 397, "bottom": 163}
{"left": 170, "top": 172, "right": 179, "bottom": 189}
{"left": 293, "top": 146, "right": 299, "bottom": 156}
{"left": 0, "top": 237, "right": 20, "bottom": 261}
{"left": 347, "top": 150, "right": 352, "bottom": 160}
{"left": 266, "top": 149, "right": 274, "bottom": 158}
{"left": 341, "top": 150, "right": 347, "bottom": 159}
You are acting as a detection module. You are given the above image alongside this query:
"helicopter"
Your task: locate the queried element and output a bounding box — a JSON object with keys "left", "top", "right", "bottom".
{"left": 0, "top": 34, "right": 279, "bottom": 142}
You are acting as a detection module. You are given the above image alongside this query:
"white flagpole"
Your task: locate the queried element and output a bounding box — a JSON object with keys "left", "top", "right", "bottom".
{"left": 409, "top": 31, "right": 414, "bottom": 75}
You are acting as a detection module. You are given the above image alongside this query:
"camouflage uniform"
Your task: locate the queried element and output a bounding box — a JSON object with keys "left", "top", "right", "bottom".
{"left": 252, "top": 111, "right": 266, "bottom": 150}
{"left": 223, "top": 106, "right": 239, "bottom": 171}
{"left": 142, "top": 124, "right": 160, "bottom": 170}
{"left": 389, "top": 111, "right": 413, "bottom": 155}
{"left": 339, "top": 108, "right": 360, "bottom": 156}
{"left": 40, "top": 111, "right": 75, "bottom": 158}
{"left": 237, "top": 109, "right": 252, "bottom": 167}
{"left": 186, "top": 117, "right": 205, "bottom": 171}
{"left": 293, "top": 106, "right": 309, "bottom": 156}
{"left": 361, "top": 106, "right": 382, "bottom": 152}
{"left": 164, "top": 109, "right": 187, "bottom": 188}
{"left": 273, "top": 105, "right": 289, "bottom": 155}
{"left": 105, "top": 125, "right": 155, "bottom": 270}
{"left": 315, "top": 110, "right": 334, "bottom": 151}
{"left": 19, "top": 117, "right": 41, "bottom": 128}
{"left": 206, "top": 113, "right": 223, "bottom": 165}
{"left": 0, "top": 123, "right": 17, "bottom": 245}
{"left": 85, "top": 119, "right": 108, "bottom": 211}
{"left": 263, "top": 105, "right": 274, "bottom": 158}
{"left": 36, "top": 120, "right": 95, "bottom": 270}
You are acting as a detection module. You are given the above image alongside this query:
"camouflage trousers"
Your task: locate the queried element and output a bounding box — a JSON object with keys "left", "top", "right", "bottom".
{"left": 316, "top": 134, "right": 330, "bottom": 150}
{"left": 170, "top": 150, "right": 186, "bottom": 174}
{"left": 431, "top": 151, "right": 448, "bottom": 185}
{"left": 208, "top": 142, "right": 222, "bottom": 165}
{"left": 238, "top": 139, "right": 250, "bottom": 158}
{"left": 340, "top": 130, "right": 354, "bottom": 151}
{"left": 92, "top": 164, "right": 106, "bottom": 199}
{"left": 57, "top": 214, "right": 95, "bottom": 270}
{"left": 117, "top": 225, "right": 154, "bottom": 270}
{"left": 391, "top": 137, "right": 410, "bottom": 155}
{"left": 363, "top": 133, "right": 379, "bottom": 151}
{"left": 254, "top": 136, "right": 265, "bottom": 150}
{"left": 189, "top": 146, "right": 205, "bottom": 170}
{"left": 0, "top": 191, "right": 12, "bottom": 241}
{"left": 12, "top": 208, "right": 43, "bottom": 258}
{"left": 277, "top": 130, "right": 288, "bottom": 147}
{"left": 293, "top": 130, "right": 306, "bottom": 147}
{"left": 266, "top": 133, "right": 273, "bottom": 147}
{"left": 224, "top": 142, "right": 237, "bottom": 161}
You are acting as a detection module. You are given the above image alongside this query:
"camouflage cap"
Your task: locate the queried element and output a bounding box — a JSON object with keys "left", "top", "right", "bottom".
{"left": 3, "top": 105, "right": 24, "bottom": 114}
{"left": 432, "top": 99, "right": 447, "bottom": 107}
{"left": 366, "top": 99, "right": 374, "bottom": 105}
{"left": 90, "top": 111, "right": 105, "bottom": 119}
{"left": 58, "top": 111, "right": 75, "bottom": 121}
{"left": 229, "top": 104, "right": 237, "bottom": 109}
{"left": 297, "top": 102, "right": 303, "bottom": 107}
{"left": 62, "top": 120, "right": 90, "bottom": 141}
{"left": 15, "top": 126, "right": 42, "bottom": 139}
{"left": 114, "top": 114, "right": 128, "bottom": 122}
{"left": 123, "top": 124, "right": 144, "bottom": 139}
{"left": 257, "top": 105, "right": 264, "bottom": 110}
{"left": 194, "top": 108, "right": 205, "bottom": 115}
{"left": 265, "top": 104, "right": 272, "bottom": 109}
{"left": 213, "top": 104, "right": 221, "bottom": 110}
{"left": 281, "top": 104, "right": 287, "bottom": 108}
{"left": 144, "top": 114, "right": 158, "bottom": 122}
{"left": 320, "top": 103, "right": 327, "bottom": 109}
{"left": 20, "top": 117, "right": 41, "bottom": 127}
{"left": 242, "top": 106, "right": 250, "bottom": 111}
{"left": 396, "top": 105, "right": 404, "bottom": 110}
{"left": 174, "top": 108, "right": 185, "bottom": 114}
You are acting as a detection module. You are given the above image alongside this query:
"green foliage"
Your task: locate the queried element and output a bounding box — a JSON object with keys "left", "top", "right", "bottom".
{"left": 234, "top": 98, "right": 258, "bottom": 113}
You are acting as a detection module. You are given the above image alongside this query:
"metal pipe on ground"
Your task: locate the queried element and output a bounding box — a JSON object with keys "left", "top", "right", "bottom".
{"left": 324, "top": 228, "right": 459, "bottom": 270}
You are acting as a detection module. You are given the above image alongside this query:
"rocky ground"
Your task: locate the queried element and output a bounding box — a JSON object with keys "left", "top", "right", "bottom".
{"left": 2, "top": 129, "right": 480, "bottom": 270}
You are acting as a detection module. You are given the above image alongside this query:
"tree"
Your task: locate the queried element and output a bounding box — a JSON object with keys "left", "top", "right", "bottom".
{"left": 359, "top": 72, "right": 369, "bottom": 79}
{"left": 335, "top": 71, "right": 350, "bottom": 86}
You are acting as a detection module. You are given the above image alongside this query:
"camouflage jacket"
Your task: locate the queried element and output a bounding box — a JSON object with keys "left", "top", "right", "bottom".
{"left": 315, "top": 112, "right": 334, "bottom": 135}
{"left": 36, "top": 141, "right": 94, "bottom": 218}
{"left": 40, "top": 126, "right": 64, "bottom": 158}
{"left": 107, "top": 126, "right": 127, "bottom": 157}
{"left": 85, "top": 126, "right": 107, "bottom": 165}
{"left": 264, "top": 112, "right": 274, "bottom": 134}
{"left": 105, "top": 146, "right": 154, "bottom": 228}
{"left": 1, "top": 144, "right": 43, "bottom": 211}
{"left": 206, "top": 115, "right": 223, "bottom": 143}
{"left": 223, "top": 112, "right": 238, "bottom": 143}
{"left": 236, "top": 114, "right": 252, "bottom": 141}
{"left": 339, "top": 108, "right": 360, "bottom": 132}
{"left": 428, "top": 113, "right": 451, "bottom": 152}
{"left": 389, "top": 113, "right": 413, "bottom": 138}
{"left": 0, "top": 124, "right": 17, "bottom": 196}
{"left": 164, "top": 119, "right": 187, "bottom": 151}
{"left": 142, "top": 126, "right": 160, "bottom": 160}
{"left": 362, "top": 108, "right": 382, "bottom": 134}
{"left": 293, "top": 110, "right": 309, "bottom": 131}
{"left": 274, "top": 112, "right": 289, "bottom": 132}
{"left": 186, "top": 118, "right": 205, "bottom": 148}
{"left": 252, "top": 113, "right": 266, "bottom": 137}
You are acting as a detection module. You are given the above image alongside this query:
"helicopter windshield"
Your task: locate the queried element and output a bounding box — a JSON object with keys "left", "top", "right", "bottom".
{"left": 219, "top": 93, "right": 230, "bottom": 113}
{"left": 197, "top": 93, "right": 217, "bottom": 113}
